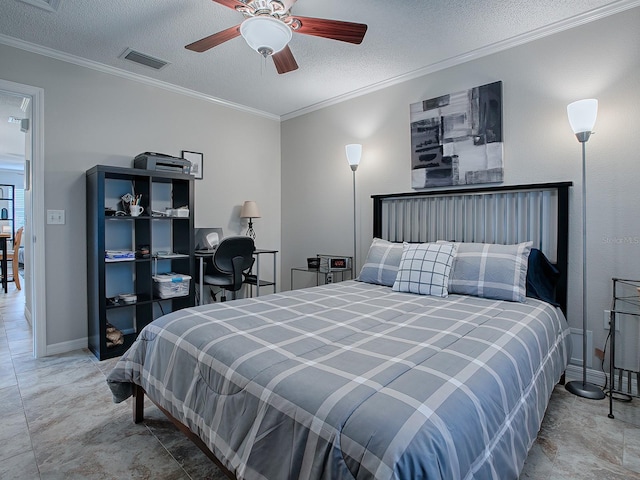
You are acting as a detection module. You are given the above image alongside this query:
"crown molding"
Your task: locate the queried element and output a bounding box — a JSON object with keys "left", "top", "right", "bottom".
{"left": 2, "top": 0, "right": 638, "bottom": 123}
{"left": 281, "top": 0, "right": 640, "bottom": 121}
{"left": 0, "top": 34, "right": 280, "bottom": 122}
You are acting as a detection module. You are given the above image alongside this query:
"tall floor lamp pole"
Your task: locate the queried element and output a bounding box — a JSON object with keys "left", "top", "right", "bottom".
{"left": 346, "top": 144, "right": 362, "bottom": 272}
{"left": 564, "top": 99, "right": 605, "bottom": 400}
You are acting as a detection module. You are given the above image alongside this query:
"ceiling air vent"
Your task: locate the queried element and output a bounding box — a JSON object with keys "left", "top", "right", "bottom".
{"left": 17, "top": 0, "right": 63, "bottom": 12}
{"left": 120, "top": 48, "right": 169, "bottom": 71}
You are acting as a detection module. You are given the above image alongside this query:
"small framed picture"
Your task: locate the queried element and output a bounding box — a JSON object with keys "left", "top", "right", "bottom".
{"left": 181, "top": 150, "right": 203, "bottom": 179}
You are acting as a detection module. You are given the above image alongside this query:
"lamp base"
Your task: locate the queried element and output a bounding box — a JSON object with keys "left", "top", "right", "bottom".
{"left": 245, "top": 218, "right": 256, "bottom": 240}
{"left": 565, "top": 380, "right": 605, "bottom": 400}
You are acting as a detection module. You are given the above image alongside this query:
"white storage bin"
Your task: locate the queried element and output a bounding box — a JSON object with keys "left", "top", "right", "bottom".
{"left": 153, "top": 273, "right": 191, "bottom": 299}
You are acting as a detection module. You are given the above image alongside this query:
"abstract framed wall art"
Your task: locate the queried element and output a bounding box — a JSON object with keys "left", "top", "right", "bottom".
{"left": 409, "top": 81, "right": 503, "bottom": 188}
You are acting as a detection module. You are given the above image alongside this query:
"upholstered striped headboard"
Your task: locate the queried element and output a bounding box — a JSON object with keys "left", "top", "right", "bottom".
{"left": 372, "top": 182, "right": 572, "bottom": 314}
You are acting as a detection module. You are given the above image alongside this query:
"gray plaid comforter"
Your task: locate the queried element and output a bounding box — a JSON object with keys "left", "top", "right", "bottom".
{"left": 107, "top": 280, "right": 571, "bottom": 480}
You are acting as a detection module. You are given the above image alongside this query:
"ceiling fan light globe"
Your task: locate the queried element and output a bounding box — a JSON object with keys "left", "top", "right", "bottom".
{"left": 240, "top": 16, "right": 292, "bottom": 56}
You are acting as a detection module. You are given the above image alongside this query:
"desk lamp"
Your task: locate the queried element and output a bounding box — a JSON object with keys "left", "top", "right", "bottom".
{"left": 240, "top": 201, "right": 261, "bottom": 240}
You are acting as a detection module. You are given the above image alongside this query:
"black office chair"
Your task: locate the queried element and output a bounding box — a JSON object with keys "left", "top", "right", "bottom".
{"left": 203, "top": 236, "right": 255, "bottom": 302}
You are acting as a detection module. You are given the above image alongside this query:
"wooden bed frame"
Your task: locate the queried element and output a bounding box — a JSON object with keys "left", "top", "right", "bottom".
{"left": 133, "top": 383, "right": 237, "bottom": 478}
{"left": 132, "top": 181, "right": 572, "bottom": 478}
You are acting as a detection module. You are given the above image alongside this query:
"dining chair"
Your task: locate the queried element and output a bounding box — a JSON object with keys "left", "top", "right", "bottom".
{"left": 0, "top": 226, "right": 24, "bottom": 290}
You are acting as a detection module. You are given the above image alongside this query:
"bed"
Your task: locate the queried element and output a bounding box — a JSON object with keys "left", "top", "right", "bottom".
{"left": 107, "top": 182, "right": 573, "bottom": 480}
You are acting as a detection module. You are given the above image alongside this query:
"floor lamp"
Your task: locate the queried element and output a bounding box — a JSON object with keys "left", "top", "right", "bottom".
{"left": 564, "top": 98, "right": 605, "bottom": 400}
{"left": 346, "top": 144, "right": 362, "bottom": 272}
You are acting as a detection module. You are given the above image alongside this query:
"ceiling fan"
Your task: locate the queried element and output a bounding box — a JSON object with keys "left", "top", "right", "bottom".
{"left": 185, "top": 0, "right": 368, "bottom": 74}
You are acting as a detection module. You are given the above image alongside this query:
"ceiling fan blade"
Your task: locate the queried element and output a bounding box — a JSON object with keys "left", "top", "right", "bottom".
{"left": 185, "top": 25, "right": 241, "bottom": 52}
{"left": 210, "top": 0, "right": 246, "bottom": 10}
{"left": 272, "top": 46, "right": 299, "bottom": 74}
{"left": 291, "top": 16, "right": 368, "bottom": 44}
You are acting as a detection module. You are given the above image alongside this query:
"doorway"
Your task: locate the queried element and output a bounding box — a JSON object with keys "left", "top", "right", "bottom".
{"left": 0, "top": 79, "right": 46, "bottom": 357}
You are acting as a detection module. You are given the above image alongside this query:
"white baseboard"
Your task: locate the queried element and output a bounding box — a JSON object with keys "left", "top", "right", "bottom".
{"left": 24, "top": 305, "right": 32, "bottom": 326}
{"left": 565, "top": 363, "right": 639, "bottom": 396}
{"left": 565, "top": 363, "right": 606, "bottom": 386}
{"left": 569, "top": 328, "right": 593, "bottom": 368}
{"left": 45, "top": 337, "right": 87, "bottom": 356}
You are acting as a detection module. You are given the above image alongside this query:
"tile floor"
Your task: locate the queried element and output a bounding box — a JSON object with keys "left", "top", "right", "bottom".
{"left": 1, "top": 286, "right": 640, "bottom": 479}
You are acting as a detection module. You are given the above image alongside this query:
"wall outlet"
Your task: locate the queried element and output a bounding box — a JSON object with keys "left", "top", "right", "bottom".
{"left": 47, "top": 209, "right": 65, "bottom": 225}
{"left": 604, "top": 310, "right": 620, "bottom": 331}
{"left": 326, "top": 273, "right": 333, "bottom": 284}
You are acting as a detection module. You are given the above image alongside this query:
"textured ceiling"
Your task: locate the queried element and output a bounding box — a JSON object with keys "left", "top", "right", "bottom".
{"left": 0, "top": 0, "right": 637, "bottom": 122}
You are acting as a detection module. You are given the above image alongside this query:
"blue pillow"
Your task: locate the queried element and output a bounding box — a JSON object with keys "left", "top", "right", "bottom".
{"left": 526, "top": 248, "right": 560, "bottom": 307}
{"left": 357, "top": 238, "right": 404, "bottom": 286}
{"left": 445, "top": 241, "right": 532, "bottom": 302}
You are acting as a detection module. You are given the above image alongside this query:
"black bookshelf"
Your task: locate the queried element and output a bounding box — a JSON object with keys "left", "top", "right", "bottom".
{"left": 86, "top": 165, "right": 195, "bottom": 360}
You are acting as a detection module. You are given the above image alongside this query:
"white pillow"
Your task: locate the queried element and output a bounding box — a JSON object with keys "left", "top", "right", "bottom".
{"left": 392, "top": 242, "right": 457, "bottom": 297}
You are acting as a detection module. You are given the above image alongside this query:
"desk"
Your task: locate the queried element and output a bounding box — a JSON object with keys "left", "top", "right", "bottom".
{"left": 0, "top": 233, "right": 8, "bottom": 293}
{"left": 195, "top": 251, "right": 215, "bottom": 306}
{"left": 245, "top": 249, "right": 278, "bottom": 297}
{"left": 196, "top": 248, "right": 278, "bottom": 305}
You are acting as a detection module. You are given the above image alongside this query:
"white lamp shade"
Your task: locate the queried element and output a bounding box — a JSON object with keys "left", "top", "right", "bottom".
{"left": 567, "top": 99, "right": 598, "bottom": 134}
{"left": 240, "top": 16, "right": 292, "bottom": 56}
{"left": 240, "top": 201, "right": 261, "bottom": 219}
{"left": 345, "top": 144, "right": 362, "bottom": 168}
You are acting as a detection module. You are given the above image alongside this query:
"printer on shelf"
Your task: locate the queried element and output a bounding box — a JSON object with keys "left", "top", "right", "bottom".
{"left": 133, "top": 152, "right": 192, "bottom": 174}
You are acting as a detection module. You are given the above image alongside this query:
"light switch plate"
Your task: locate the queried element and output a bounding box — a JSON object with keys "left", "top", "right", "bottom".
{"left": 47, "top": 209, "right": 65, "bottom": 225}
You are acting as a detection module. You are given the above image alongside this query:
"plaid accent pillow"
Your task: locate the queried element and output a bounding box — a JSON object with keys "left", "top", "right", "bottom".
{"left": 447, "top": 241, "right": 533, "bottom": 302}
{"left": 392, "top": 242, "right": 457, "bottom": 297}
{"left": 357, "top": 238, "right": 404, "bottom": 286}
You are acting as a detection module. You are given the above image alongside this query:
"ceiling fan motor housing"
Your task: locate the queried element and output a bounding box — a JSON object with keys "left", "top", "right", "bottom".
{"left": 239, "top": 1, "right": 289, "bottom": 18}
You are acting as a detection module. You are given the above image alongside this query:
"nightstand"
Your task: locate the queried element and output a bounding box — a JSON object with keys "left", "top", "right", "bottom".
{"left": 291, "top": 254, "right": 353, "bottom": 289}
{"left": 608, "top": 277, "right": 640, "bottom": 419}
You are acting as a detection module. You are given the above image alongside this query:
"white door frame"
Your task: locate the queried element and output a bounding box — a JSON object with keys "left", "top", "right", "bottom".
{"left": 0, "top": 79, "right": 46, "bottom": 358}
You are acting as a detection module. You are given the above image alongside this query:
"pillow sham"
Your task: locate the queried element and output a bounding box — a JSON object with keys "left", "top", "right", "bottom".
{"left": 446, "top": 241, "right": 532, "bottom": 302}
{"left": 392, "top": 242, "right": 457, "bottom": 297}
{"left": 526, "top": 248, "right": 560, "bottom": 306}
{"left": 357, "top": 238, "right": 403, "bottom": 286}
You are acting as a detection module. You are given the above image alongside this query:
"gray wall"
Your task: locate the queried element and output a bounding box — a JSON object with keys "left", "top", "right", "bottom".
{"left": 0, "top": 43, "right": 281, "bottom": 350}
{"left": 1, "top": 7, "right": 639, "bottom": 368}
{"left": 281, "top": 8, "right": 640, "bottom": 370}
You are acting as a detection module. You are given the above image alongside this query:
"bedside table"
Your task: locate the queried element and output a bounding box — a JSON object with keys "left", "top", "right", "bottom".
{"left": 291, "top": 254, "right": 353, "bottom": 289}
{"left": 607, "top": 277, "right": 640, "bottom": 419}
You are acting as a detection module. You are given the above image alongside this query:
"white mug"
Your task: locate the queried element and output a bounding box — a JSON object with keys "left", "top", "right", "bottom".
{"left": 130, "top": 205, "right": 144, "bottom": 217}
